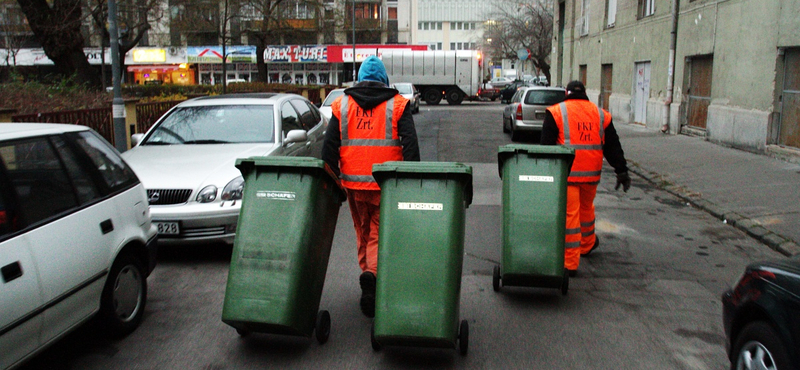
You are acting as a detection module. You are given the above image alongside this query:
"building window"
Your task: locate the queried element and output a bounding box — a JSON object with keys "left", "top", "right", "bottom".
{"left": 606, "top": 0, "right": 617, "bottom": 27}
{"left": 457, "top": 42, "right": 462, "bottom": 50}
{"left": 388, "top": 7, "right": 397, "bottom": 20}
{"left": 437, "top": 42, "right": 442, "bottom": 50}
{"left": 437, "top": 22, "right": 442, "bottom": 30}
{"left": 638, "top": 0, "right": 655, "bottom": 18}
{"left": 450, "top": 42, "right": 455, "bottom": 50}
{"left": 450, "top": 22, "right": 455, "bottom": 30}
{"left": 580, "top": 0, "right": 589, "bottom": 35}
{"left": 418, "top": 22, "right": 422, "bottom": 30}
{"left": 424, "top": 22, "right": 429, "bottom": 30}
{"left": 470, "top": 42, "right": 476, "bottom": 50}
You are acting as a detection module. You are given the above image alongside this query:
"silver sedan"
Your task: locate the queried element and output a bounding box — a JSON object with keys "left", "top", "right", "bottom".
{"left": 122, "top": 93, "right": 326, "bottom": 245}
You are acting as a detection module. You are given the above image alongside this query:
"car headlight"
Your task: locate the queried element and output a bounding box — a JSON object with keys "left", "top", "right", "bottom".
{"left": 196, "top": 185, "right": 218, "bottom": 203}
{"left": 221, "top": 176, "right": 244, "bottom": 201}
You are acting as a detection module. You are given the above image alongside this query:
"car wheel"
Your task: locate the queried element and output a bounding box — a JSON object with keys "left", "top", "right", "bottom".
{"left": 510, "top": 122, "right": 521, "bottom": 142}
{"left": 424, "top": 88, "right": 442, "bottom": 105}
{"left": 99, "top": 251, "right": 146, "bottom": 338}
{"left": 732, "top": 321, "right": 791, "bottom": 370}
{"left": 503, "top": 117, "right": 510, "bottom": 133}
{"left": 490, "top": 97, "right": 497, "bottom": 101}
{"left": 445, "top": 89, "right": 464, "bottom": 105}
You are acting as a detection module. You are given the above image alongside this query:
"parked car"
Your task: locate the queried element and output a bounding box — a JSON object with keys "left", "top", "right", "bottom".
{"left": 489, "top": 77, "right": 514, "bottom": 88}
{"left": 478, "top": 82, "right": 501, "bottom": 101}
{"left": 722, "top": 256, "right": 800, "bottom": 370}
{"left": 391, "top": 82, "right": 421, "bottom": 114}
{"left": 0, "top": 123, "right": 157, "bottom": 370}
{"left": 502, "top": 86, "right": 566, "bottom": 141}
{"left": 319, "top": 88, "right": 345, "bottom": 121}
{"left": 500, "top": 80, "right": 528, "bottom": 104}
{"left": 122, "top": 93, "right": 326, "bottom": 245}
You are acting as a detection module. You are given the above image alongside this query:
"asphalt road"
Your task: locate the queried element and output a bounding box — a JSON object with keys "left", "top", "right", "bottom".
{"left": 20, "top": 101, "right": 783, "bottom": 370}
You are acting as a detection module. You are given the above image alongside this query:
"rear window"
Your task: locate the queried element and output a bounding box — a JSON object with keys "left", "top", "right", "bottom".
{"left": 394, "top": 84, "right": 413, "bottom": 94}
{"left": 525, "top": 90, "right": 564, "bottom": 106}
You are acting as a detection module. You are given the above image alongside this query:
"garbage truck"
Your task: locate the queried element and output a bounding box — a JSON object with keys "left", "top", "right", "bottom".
{"left": 381, "top": 50, "right": 481, "bottom": 106}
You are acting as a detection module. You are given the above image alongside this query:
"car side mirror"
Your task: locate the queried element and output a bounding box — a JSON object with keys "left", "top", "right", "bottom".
{"left": 131, "top": 133, "right": 144, "bottom": 147}
{"left": 284, "top": 129, "right": 308, "bottom": 145}
{"left": 315, "top": 102, "right": 322, "bottom": 108}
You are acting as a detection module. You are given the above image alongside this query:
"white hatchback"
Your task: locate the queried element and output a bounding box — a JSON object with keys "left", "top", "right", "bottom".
{"left": 0, "top": 123, "right": 157, "bottom": 370}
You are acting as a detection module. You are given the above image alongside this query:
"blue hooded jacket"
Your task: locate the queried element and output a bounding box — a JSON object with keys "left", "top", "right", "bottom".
{"left": 357, "top": 56, "right": 389, "bottom": 86}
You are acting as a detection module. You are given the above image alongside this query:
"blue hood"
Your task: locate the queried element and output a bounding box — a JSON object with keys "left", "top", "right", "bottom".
{"left": 358, "top": 56, "right": 389, "bottom": 86}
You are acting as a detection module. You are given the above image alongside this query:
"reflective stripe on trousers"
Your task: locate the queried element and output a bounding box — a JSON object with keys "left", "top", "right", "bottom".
{"left": 565, "top": 183, "right": 598, "bottom": 271}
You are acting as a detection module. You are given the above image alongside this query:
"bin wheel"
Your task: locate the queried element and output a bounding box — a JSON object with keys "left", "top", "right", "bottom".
{"left": 371, "top": 325, "right": 382, "bottom": 351}
{"left": 458, "top": 320, "right": 469, "bottom": 356}
{"left": 492, "top": 265, "right": 501, "bottom": 292}
{"left": 315, "top": 310, "right": 331, "bottom": 344}
{"left": 561, "top": 270, "right": 569, "bottom": 296}
{"left": 236, "top": 328, "right": 251, "bottom": 337}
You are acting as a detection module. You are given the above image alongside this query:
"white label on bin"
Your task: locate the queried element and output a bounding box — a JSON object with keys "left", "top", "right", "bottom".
{"left": 519, "top": 175, "right": 554, "bottom": 183}
{"left": 398, "top": 202, "right": 443, "bottom": 211}
{"left": 257, "top": 191, "right": 296, "bottom": 200}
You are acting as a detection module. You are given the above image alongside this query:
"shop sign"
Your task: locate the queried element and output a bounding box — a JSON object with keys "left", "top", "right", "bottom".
{"left": 132, "top": 48, "right": 167, "bottom": 63}
{"left": 264, "top": 45, "right": 327, "bottom": 63}
{"left": 187, "top": 46, "right": 256, "bottom": 63}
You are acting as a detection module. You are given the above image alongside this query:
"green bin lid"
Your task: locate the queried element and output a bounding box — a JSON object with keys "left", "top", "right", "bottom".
{"left": 235, "top": 156, "right": 345, "bottom": 200}
{"left": 372, "top": 161, "right": 473, "bottom": 207}
{"left": 497, "top": 144, "right": 575, "bottom": 178}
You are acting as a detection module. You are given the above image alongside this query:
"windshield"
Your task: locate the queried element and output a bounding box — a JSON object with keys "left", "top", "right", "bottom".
{"left": 525, "top": 90, "right": 565, "bottom": 106}
{"left": 322, "top": 90, "right": 345, "bottom": 107}
{"left": 143, "top": 105, "right": 274, "bottom": 145}
{"left": 394, "top": 84, "right": 413, "bottom": 94}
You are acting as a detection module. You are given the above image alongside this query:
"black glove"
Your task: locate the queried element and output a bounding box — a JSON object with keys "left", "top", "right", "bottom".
{"left": 615, "top": 171, "right": 631, "bottom": 192}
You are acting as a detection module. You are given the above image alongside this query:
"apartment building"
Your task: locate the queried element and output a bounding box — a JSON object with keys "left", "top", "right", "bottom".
{"left": 410, "top": 0, "right": 495, "bottom": 51}
{"left": 553, "top": 0, "right": 800, "bottom": 153}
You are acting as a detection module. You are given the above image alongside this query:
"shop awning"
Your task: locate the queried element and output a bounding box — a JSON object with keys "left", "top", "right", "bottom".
{"left": 127, "top": 65, "right": 182, "bottom": 72}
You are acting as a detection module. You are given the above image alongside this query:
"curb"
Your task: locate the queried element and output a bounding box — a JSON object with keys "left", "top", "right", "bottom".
{"left": 627, "top": 163, "right": 800, "bottom": 258}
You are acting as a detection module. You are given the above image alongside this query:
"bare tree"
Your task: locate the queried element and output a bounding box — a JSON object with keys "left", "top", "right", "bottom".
{"left": 484, "top": 0, "right": 553, "bottom": 84}
{"left": 16, "top": 0, "right": 102, "bottom": 86}
{"left": 86, "top": 0, "right": 162, "bottom": 85}
{"left": 0, "top": 1, "right": 29, "bottom": 73}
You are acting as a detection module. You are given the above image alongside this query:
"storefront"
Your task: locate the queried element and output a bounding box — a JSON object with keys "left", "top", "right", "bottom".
{"left": 125, "top": 48, "right": 194, "bottom": 85}
{"left": 188, "top": 46, "right": 257, "bottom": 85}
{"left": 263, "top": 44, "right": 428, "bottom": 86}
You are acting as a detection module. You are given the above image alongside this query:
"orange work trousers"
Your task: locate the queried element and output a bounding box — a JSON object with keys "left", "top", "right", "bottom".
{"left": 346, "top": 189, "right": 382, "bottom": 275}
{"left": 565, "top": 183, "right": 598, "bottom": 271}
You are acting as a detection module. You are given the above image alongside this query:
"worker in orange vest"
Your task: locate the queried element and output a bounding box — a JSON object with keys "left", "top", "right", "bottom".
{"left": 541, "top": 81, "right": 631, "bottom": 277}
{"left": 322, "top": 56, "right": 420, "bottom": 317}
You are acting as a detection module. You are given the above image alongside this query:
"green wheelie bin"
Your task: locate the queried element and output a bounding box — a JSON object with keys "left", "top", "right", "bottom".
{"left": 494, "top": 144, "right": 575, "bottom": 295}
{"left": 370, "top": 161, "right": 473, "bottom": 355}
{"left": 221, "top": 157, "right": 346, "bottom": 344}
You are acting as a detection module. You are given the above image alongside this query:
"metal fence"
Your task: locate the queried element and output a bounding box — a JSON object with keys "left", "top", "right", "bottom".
{"left": 12, "top": 108, "right": 115, "bottom": 145}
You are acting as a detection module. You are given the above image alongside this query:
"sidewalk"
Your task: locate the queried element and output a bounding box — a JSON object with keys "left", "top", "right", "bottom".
{"left": 615, "top": 123, "right": 800, "bottom": 257}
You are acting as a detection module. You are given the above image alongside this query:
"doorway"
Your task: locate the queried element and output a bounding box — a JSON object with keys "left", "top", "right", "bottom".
{"left": 779, "top": 48, "right": 800, "bottom": 148}
{"left": 685, "top": 55, "right": 713, "bottom": 129}
{"left": 633, "top": 61, "right": 651, "bottom": 124}
{"left": 600, "top": 64, "right": 612, "bottom": 109}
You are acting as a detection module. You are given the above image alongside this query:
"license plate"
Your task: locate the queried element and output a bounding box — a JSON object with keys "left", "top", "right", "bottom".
{"left": 156, "top": 222, "right": 180, "bottom": 235}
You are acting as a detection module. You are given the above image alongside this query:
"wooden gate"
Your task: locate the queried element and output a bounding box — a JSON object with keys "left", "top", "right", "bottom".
{"left": 779, "top": 48, "right": 800, "bottom": 148}
{"left": 686, "top": 55, "right": 713, "bottom": 129}
{"left": 600, "top": 64, "right": 612, "bottom": 109}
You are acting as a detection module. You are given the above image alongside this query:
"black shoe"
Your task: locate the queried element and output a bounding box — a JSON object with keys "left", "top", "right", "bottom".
{"left": 568, "top": 269, "right": 577, "bottom": 278}
{"left": 582, "top": 237, "right": 600, "bottom": 256}
{"left": 359, "top": 272, "right": 376, "bottom": 318}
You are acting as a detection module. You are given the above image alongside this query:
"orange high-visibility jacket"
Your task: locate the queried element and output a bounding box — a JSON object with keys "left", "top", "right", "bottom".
{"left": 546, "top": 100, "right": 612, "bottom": 184}
{"left": 331, "top": 94, "right": 408, "bottom": 190}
